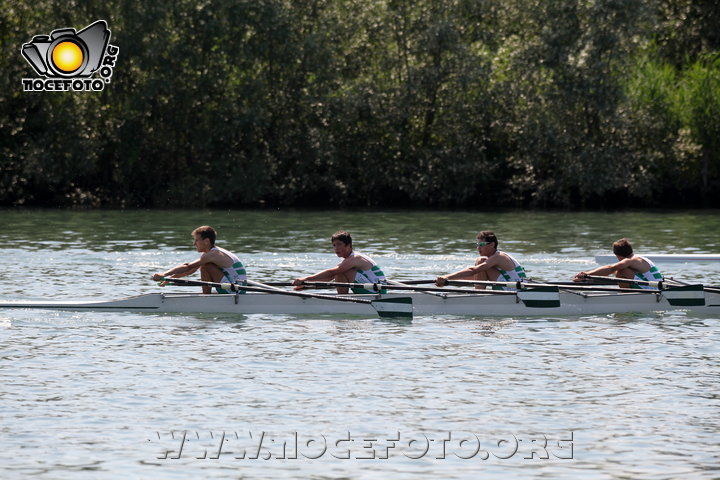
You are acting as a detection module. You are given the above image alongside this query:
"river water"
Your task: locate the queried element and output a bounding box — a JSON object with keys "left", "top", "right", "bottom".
{"left": 1, "top": 209, "right": 719, "bottom": 479}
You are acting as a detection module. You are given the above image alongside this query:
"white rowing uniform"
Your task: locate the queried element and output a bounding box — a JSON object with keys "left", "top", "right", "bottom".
{"left": 493, "top": 251, "right": 528, "bottom": 291}
{"left": 212, "top": 247, "right": 247, "bottom": 294}
{"left": 349, "top": 251, "right": 387, "bottom": 294}
{"left": 632, "top": 256, "right": 663, "bottom": 290}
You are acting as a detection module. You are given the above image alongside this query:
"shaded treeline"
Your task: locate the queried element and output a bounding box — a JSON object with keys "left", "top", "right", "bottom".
{"left": 1, "top": 0, "right": 718, "bottom": 208}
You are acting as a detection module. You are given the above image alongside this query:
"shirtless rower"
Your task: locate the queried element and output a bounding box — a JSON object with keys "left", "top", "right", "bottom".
{"left": 151, "top": 225, "right": 247, "bottom": 294}
{"left": 573, "top": 238, "right": 663, "bottom": 289}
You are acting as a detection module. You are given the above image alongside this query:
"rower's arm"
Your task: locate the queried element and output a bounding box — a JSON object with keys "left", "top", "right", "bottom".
{"left": 300, "top": 256, "right": 360, "bottom": 282}
{"left": 468, "top": 255, "right": 501, "bottom": 274}
{"left": 444, "top": 266, "right": 478, "bottom": 281}
{"left": 152, "top": 250, "right": 233, "bottom": 283}
{"left": 436, "top": 257, "right": 491, "bottom": 285}
{"left": 573, "top": 259, "right": 633, "bottom": 281}
{"left": 300, "top": 267, "right": 341, "bottom": 283}
{"left": 154, "top": 258, "right": 203, "bottom": 280}
{"left": 592, "top": 258, "right": 634, "bottom": 275}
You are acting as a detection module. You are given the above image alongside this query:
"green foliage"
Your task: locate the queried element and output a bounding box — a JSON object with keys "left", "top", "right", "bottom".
{"left": 622, "top": 51, "right": 720, "bottom": 204}
{"left": 676, "top": 54, "right": 720, "bottom": 198}
{"left": 0, "top": 0, "right": 718, "bottom": 208}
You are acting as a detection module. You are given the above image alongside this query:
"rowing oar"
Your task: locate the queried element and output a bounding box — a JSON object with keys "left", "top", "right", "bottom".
{"left": 578, "top": 274, "right": 668, "bottom": 289}
{"left": 665, "top": 277, "right": 720, "bottom": 294}
{"left": 264, "top": 280, "right": 519, "bottom": 296}
{"left": 391, "top": 279, "right": 536, "bottom": 286}
{"left": 386, "top": 279, "right": 447, "bottom": 298}
{"left": 443, "top": 278, "right": 712, "bottom": 301}
{"left": 581, "top": 274, "right": 720, "bottom": 295}
{"left": 576, "top": 274, "right": 712, "bottom": 306}
{"left": 157, "top": 277, "right": 413, "bottom": 319}
{"left": 263, "top": 280, "right": 562, "bottom": 307}
{"left": 391, "top": 278, "right": 637, "bottom": 293}
{"left": 366, "top": 278, "right": 676, "bottom": 294}
{"left": 268, "top": 279, "right": 660, "bottom": 295}
{"left": 361, "top": 277, "right": 709, "bottom": 307}
{"left": 395, "top": 278, "right": 540, "bottom": 289}
{"left": 444, "top": 279, "right": 666, "bottom": 294}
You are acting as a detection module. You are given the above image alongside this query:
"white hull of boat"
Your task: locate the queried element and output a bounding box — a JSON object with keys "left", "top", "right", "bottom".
{"left": 1, "top": 290, "right": 719, "bottom": 317}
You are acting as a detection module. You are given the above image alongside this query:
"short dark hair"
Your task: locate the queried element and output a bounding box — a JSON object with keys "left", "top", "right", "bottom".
{"left": 478, "top": 230, "right": 498, "bottom": 248}
{"left": 331, "top": 230, "right": 352, "bottom": 245}
{"left": 612, "top": 238, "right": 633, "bottom": 258}
{"left": 192, "top": 225, "right": 217, "bottom": 246}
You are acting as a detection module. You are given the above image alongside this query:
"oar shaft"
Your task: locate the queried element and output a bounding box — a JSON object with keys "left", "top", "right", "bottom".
{"left": 270, "top": 278, "right": 719, "bottom": 294}
{"left": 386, "top": 279, "right": 448, "bottom": 298}
{"left": 294, "top": 278, "right": 523, "bottom": 290}
{"left": 161, "top": 278, "right": 373, "bottom": 305}
{"left": 277, "top": 279, "right": 663, "bottom": 295}
{"left": 525, "top": 282, "right": 659, "bottom": 294}
{"left": 394, "top": 278, "right": 663, "bottom": 294}
{"left": 579, "top": 274, "right": 719, "bottom": 294}
{"left": 443, "top": 279, "right": 522, "bottom": 289}
{"left": 409, "top": 278, "right": 550, "bottom": 290}
{"left": 291, "top": 281, "right": 519, "bottom": 296}
{"left": 450, "top": 278, "right": 661, "bottom": 294}
{"left": 655, "top": 277, "right": 720, "bottom": 293}
{"left": 245, "top": 281, "right": 414, "bottom": 318}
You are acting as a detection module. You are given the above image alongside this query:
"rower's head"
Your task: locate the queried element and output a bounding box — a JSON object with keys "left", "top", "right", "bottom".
{"left": 331, "top": 230, "right": 353, "bottom": 258}
{"left": 192, "top": 225, "right": 216, "bottom": 252}
{"left": 612, "top": 238, "right": 633, "bottom": 259}
{"left": 476, "top": 231, "right": 498, "bottom": 255}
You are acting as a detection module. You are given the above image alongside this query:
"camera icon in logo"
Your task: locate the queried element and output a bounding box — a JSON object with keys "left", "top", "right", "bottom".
{"left": 21, "top": 20, "right": 110, "bottom": 77}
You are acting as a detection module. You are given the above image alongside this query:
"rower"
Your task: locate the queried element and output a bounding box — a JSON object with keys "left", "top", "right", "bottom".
{"left": 573, "top": 238, "right": 663, "bottom": 289}
{"left": 292, "top": 230, "right": 388, "bottom": 294}
{"left": 151, "top": 225, "right": 247, "bottom": 294}
{"left": 435, "top": 231, "right": 528, "bottom": 290}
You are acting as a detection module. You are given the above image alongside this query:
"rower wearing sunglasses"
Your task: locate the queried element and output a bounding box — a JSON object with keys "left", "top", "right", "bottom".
{"left": 435, "top": 231, "right": 528, "bottom": 290}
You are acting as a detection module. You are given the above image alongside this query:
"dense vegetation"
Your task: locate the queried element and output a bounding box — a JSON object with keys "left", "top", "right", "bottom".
{"left": 1, "top": 0, "right": 718, "bottom": 208}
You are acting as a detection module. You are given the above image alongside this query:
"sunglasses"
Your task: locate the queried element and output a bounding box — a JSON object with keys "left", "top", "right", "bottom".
{"left": 476, "top": 241, "right": 490, "bottom": 247}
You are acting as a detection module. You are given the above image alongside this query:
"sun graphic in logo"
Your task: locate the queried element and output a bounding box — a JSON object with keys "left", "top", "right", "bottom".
{"left": 51, "top": 41, "right": 84, "bottom": 73}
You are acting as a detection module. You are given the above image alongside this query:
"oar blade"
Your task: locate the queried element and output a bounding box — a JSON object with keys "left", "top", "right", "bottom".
{"left": 517, "top": 286, "right": 561, "bottom": 308}
{"left": 370, "top": 297, "right": 413, "bottom": 319}
{"left": 663, "top": 285, "right": 705, "bottom": 306}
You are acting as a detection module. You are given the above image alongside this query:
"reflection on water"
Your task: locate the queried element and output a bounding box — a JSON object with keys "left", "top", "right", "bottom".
{"left": 1, "top": 209, "right": 719, "bottom": 479}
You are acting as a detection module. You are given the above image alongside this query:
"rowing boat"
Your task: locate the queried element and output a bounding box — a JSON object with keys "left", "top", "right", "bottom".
{"left": 1, "top": 288, "right": 718, "bottom": 317}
